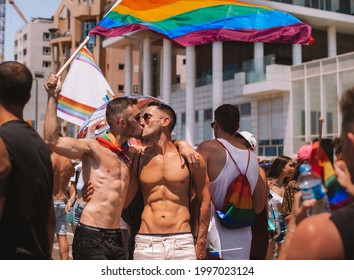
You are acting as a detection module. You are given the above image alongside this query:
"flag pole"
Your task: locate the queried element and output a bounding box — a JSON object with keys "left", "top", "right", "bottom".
{"left": 56, "top": 35, "right": 91, "bottom": 77}
{"left": 317, "top": 116, "right": 324, "bottom": 162}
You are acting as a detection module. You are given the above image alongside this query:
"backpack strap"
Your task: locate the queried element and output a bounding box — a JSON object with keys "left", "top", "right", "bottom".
{"left": 216, "top": 139, "right": 250, "bottom": 176}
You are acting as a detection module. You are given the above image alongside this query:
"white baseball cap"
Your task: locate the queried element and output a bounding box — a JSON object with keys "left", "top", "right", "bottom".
{"left": 236, "top": 131, "right": 257, "bottom": 148}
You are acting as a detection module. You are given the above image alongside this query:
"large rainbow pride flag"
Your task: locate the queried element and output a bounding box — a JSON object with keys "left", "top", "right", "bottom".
{"left": 58, "top": 47, "right": 114, "bottom": 126}
{"left": 89, "top": 0, "right": 313, "bottom": 46}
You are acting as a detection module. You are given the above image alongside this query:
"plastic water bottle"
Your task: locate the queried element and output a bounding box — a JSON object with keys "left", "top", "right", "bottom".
{"left": 298, "top": 163, "right": 329, "bottom": 215}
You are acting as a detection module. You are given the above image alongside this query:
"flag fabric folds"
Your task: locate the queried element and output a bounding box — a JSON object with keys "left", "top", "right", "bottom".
{"left": 58, "top": 47, "right": 114, "bottom": 126}
{"left": 309, "top": 141, "right": 352, "bottom": 210}
{"left": 90, "top": 0, "right": 313, "bottom": 46}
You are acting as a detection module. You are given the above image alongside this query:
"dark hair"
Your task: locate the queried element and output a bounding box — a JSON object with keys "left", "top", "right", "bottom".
{"left": 147, "top": 101, "right": 176, "bottom": 132}
{"left": 0, "top": 61, "right": 32, "bottom": 107}
{"left": 267, "top": 155, "right": 293, "bottom": 180}
{"left": 106, "top": 97, "right": 137, "bottom": 126}
{"left": 340, "top": 87, "right": 354, "bottom": 134}
{"left": 214, "top": 104, "right": 240, "bottom": 135}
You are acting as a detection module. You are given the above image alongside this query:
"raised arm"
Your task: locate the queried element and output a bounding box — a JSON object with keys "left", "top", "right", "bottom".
{"left": 44, "top": 74, "right": 90, "bottom": 159}
{"left": 191, "top": 155, "right": 211, "bottom": 260}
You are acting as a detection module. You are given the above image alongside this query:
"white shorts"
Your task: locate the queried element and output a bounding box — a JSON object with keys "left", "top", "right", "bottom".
{"left": 134, "top": 232, "right": 196, "bottom": 260}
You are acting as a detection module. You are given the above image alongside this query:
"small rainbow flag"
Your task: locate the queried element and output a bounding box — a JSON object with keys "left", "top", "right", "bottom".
{"left": 309, "top": 141, "right": 352, "bottom": 210}
{"left": 58, "top": 46, "right": 114, "bottom": 126}
{"left": 90, "top": 0, "right": 313, "bottom": 46}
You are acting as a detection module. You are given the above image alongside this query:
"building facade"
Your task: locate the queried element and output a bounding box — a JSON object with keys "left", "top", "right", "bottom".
{"left": 14, "top": 18, "right": 54, "bottom": 136}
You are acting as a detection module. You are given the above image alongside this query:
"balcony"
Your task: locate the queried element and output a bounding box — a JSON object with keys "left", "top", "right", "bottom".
{"left": 73, "top": 3, "right": 91, "bottom": 18}
{"left": 267, "top": 0, "right": 354, "bottom": 15}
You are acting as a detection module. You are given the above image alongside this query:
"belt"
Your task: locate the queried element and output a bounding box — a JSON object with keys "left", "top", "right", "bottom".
{"left": 137, "top": 232, "right": 192, "bottom": 237}
{"left": 78, "top": 222, "right": 120, "bottom": 234}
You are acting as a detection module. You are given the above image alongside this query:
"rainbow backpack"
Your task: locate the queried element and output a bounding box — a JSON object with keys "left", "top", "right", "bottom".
{"left": 216, "top": 140, "right": 256, "bottom": 229}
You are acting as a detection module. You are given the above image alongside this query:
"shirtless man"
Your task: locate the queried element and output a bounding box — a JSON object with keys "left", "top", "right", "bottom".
{"left": 51, "top": 152, "right": 74, "bottom": 260}
{"left": 44, "top": 75, "right": 144, "bottom": 260}
{"left": 127, "top": 102, "right": 211, "bottom": 260}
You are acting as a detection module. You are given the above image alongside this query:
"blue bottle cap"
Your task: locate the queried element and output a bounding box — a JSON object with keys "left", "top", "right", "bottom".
{"left": 299, "top": 163, "right": 311, "bottom": 173}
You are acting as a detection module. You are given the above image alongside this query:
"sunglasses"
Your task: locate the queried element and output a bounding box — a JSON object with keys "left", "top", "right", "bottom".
{"left": 143, "top": 113, "right": 153, "bottom": 122}
{"left": 127, "top": 113, "right": 141, "bottom": 122}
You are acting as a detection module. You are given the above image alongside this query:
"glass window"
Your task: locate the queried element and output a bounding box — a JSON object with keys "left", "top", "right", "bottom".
{"left": 43, "top": 47, "right": 51, "bottom": 55}
{"left": 43, "top": 32, "right": 50, "bottom": 41}
{"left": 118, "top": 64, "right": 124, "bottom": 70}
{"left": 42, "top": 61, "right": 51, "bottom": 68}
{"left": 118, "top": 85, "right": 124, "bottom": 92}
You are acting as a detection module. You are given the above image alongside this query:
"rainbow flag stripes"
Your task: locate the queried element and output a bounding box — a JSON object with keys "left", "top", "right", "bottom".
{"left": 90, "top": 0, "right": 313, "bottom": 46}
{"left": 58, "top": 95, "right": 97, "bottom": 122}
{"left": 58, "top": 46, "right": 114, "bottom": 126}
{"left": 310, "top": 141, "right": 352, "bottom": 210}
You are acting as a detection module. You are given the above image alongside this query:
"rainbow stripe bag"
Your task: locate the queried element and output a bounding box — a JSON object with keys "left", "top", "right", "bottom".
{"left": 216, "top": 140, "right": 256, "bottom": 229}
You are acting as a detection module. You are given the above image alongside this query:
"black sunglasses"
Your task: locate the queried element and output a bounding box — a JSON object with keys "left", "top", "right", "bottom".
{"left": 131, "top": 113, "right": 141, "bottom": 122}
{"left": 143, "top": 113, "right": 153, "bottom": 121}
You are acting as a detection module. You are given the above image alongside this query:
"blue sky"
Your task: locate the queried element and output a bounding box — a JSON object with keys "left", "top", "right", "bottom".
{"left": 5, "top": 0, "right": 61, "bottom": 60}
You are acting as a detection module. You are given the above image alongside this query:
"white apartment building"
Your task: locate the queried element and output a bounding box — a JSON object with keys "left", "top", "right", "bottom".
{"left": 14, "top": 18, "right": 54, "bottom": 136}
{"left": 99, "top": 0, "right": 354, "bottom": 159}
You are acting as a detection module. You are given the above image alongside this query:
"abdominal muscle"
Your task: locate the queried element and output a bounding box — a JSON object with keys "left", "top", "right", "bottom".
{"left": 139, "top": 185, "right": 192, "bottom": 234}
{"left": 79, "top": 151, "right": 131, "bottom": 229}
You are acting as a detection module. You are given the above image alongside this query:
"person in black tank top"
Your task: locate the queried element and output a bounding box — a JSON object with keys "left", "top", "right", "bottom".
{"left": 0, "top": 62, "right": 53, "bottom": 259}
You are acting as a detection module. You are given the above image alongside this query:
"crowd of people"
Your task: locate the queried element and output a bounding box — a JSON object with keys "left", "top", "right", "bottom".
{"left": 0, "top": 61, "right": 353, "bottom": 260}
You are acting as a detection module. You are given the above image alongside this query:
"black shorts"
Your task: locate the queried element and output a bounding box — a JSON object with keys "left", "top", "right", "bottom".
{"left": 72, "top": 223, "right": 126, "bottom": 260}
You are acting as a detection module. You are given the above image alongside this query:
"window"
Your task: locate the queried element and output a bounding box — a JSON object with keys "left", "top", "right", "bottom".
{"left": 118, "top": 64, "right": 125, "bottom": 70}
{"left": 82, "top": 20, "right": 96, "bottom": 51}
{"left": 23, "top": 49, "right": 27, "bottom": 56}
{"left": 236, "top": 102, "right": 252, "bottom": 131}
{"left": 43, "top": 32, "right": 50, "bottom": 41}
{"left": 183, "top": 58, "right": 186, "bottom": 65}
{"left": 118, "top": 85, "right": 124, "bottom": 92}
{"left": 14, "top": 40, "right": 18, "bottom": 47}
{"left": 23, "top": 34, "right": 27, "bottom": 41}
{"left": 34, "top": 72, "right": 45, "bottom": 78}
{"left": 176, "top": 75, "right": 181, "bottom": 84}
{"left": 43, "top": 47, "right": 51, "bottom": 55}
{"left": 14, "top": 54, "right": 18, "bottom": 61}
{"left": 257, "top": 98, "right": 284, "bottom": 157}
{"left": 42, "top": 61, "right": 51, "bottom": 68}
{"left": 203, "top": 108, "right": 213, "bottom": 141}
{"left": 133, "top": 85, "right": 139, "bottom": 93}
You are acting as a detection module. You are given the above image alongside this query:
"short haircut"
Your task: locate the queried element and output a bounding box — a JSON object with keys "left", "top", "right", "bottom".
{"left": 147, "top": 101, "right": 176, "bottom": 132}
{"left": 340, "top": 87, "right": 354, "bottom": 134}
{"left": 0, "top": 61, "right": 32, "bottom": 107}
{"left": 214, "top": 104, "right": 240, "bottom": 135}
{"left": 106, "top": 97, "right": 137, "bottom": 126}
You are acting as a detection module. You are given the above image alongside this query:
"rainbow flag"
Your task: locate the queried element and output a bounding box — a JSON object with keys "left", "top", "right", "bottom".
{"left": 58, "top": 47, "right": 114, "bottom": 126}
{"left": 309, "top": 141, "right": 352, "bottom": 210}
{"left": 89, "top": 0, "right": 313, "bottom": 46}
